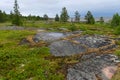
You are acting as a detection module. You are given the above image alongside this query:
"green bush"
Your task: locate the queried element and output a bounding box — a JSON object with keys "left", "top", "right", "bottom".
{"left": 68, "top": 24, "right": 78, "bottom": 31}
{"left": 114, "top": 26, "right": 120, "bottom": 35}
{"left": 115, "top": 50, "right": 120, "bottom": 56}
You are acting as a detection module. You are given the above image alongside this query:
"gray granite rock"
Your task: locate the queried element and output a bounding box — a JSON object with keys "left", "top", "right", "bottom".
{"left": 49, "top": 40, "right": 86, "bottom": 56}
{"left": 19, "top": 38, "right": 30, "bottom": 45}
{"left": 67, "top": 69, "right": 97, "bottom": 80}
{"left": 0, "top": 26, "right": 24, "bottom": 30}
{"left": 67, "top": 54, "right": 120, "bottom": 80}
{"left": 33, "top": 32, "right": 67, "bottom": 43}
{"left": 72, "top": 35, "right": 111, "bottom": 48}
{"left": 49, "top": 35, "right": 115, "bottom": 56}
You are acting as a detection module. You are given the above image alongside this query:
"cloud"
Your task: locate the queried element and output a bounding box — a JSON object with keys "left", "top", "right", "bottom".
{"left": 0, "top": 0, "right": 120, "bottom": 17}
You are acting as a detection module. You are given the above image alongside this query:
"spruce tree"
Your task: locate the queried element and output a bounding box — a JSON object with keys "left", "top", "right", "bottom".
{"left": 99, "top": 17, "right": 104, "bottom": 24}
{"left": 43, "top": 14, "right": 48, "bottom": 21}
{"left": 75, "top": 11, "right": 80, "bottom": 22}
{"left": 111, "top": 13, "right": 120, "bottom": 26}
{"left": 85, "top": 11, "right": 95, "bottom": 24}
{"left": 0, "top": 10, "right": 4, "bottom": 22}
{"left": 12, "top": 0, "right": 22, "bottom": 26}
{"left": 0, "top": 10, "right": 7, "bottom": 22}
{"left": 10, "top": 11, "right": 13, "bottom": 20}
{"left": 3, "top": 11, "right": 7, "bottom": 21}
{"left": 55, "top": 14, "right": 59, "bottom": 21}
{"left": 60, "top": 7, "right": 69, "bottom": 22}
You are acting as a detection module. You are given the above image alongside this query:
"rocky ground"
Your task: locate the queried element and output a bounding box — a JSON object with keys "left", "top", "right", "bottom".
{"left": 1, "top": 26, "right": 120, "bottom": 80}
{"left": 25, "top": 30, "right": 119, "bottom": 80}
{"left": 67, "top": 53, "right": 120, "bottom": 80}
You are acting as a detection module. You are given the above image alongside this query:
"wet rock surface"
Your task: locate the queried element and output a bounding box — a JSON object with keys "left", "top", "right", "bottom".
{"left": 49, "top": 35, "right": 116, "bottom": 56}
{"left": 49, "top": 40, "right": 86, "bottom": 56}
{"left": 72, "top": 35, "right": 110, "bottom": 48}
{"left": 0, "top": 26, "right": 25, "bottom": 30}
{"left": 33, "top": 32, "right": 76, "bottom": 43}
{"left": 67, "top": 54, "right": 120, "bottom": 80}
{"left": 0, "top": 26, "right": 45, "bottom": 31}
{"left": 48, "top": 32, "right": 120, "bottom": 80}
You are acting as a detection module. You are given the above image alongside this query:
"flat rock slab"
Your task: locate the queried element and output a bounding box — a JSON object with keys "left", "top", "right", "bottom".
{"left": 72, "top": 35, "right": 111, "bottom": 48}
{"left": 49, "top": 35, "right": 115, "bottom": 56}
{"left": 49, "top": 40, "right": 86, "bottom": 56}
{"left": 0, "top": 26, "right": 25, "bottom": 30}
{"left": 33, "top": 32, "right": 74, "bottom": 43}
{"left": 67, "top": 54, "right": 120, "bottom": 80}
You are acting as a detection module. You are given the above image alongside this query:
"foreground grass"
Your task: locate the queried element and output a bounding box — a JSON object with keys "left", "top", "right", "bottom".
{"left": 0, "top": 30, "right": 64, "bottom": 80}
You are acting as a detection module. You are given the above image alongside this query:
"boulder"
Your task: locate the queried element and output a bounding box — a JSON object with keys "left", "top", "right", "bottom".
{"left": 49, "top": 40, "right": 86, "bottom": 56}
{"left": 49, "top": 35, "right": 116, "bottom": 56}
{"left": 67, "top": 54, "right": 120, "bottom": 80}
{"left": 72, "top": 35, "right": 111, "bottom": 48}
{"left": 33, "top": 32, "right": 74, "bottom": 43}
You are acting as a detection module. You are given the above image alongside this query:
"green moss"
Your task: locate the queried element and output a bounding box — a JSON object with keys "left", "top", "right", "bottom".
{"left": 115, "top": 50, "right": 120, "bottom": 56}
{"left": 0, "top": 30, "right": 64, "bottom": 80}
{"left": 114, "top": 26, "right": 120, "bottom": 35}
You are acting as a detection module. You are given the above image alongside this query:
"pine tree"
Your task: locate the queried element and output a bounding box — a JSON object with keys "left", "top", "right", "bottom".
{"left": 0, "top": 10, "right": 4, "bottom": 22}
{"left": 99, "top": 17, "right": 104, "bottom": 24}
{"left": 10, "top": 11, "right": 13, "bottom": 20}
{"left": 28, "top": 14, "right": 32, "bottom": 20}
{"left": 60, "top": 7, "right": 69, "bottom": 22}
{"left": 75, "top": 11, "right": 80, "bottom": 22}
{"left": 111, "top": 13, "right": 120, "bottom": 26}
{"left": 43, "top": 14, "right": 48, "bottom": 21}
{"left": 12, "top": 0, "right": 22, "bottom": 26}
{"left": 0, "top": 10, "right": 7, "bottom": 22}
{"left": 85, "top": 11, "right": 95, "bottom": 24}
{"left": 3, "top": 11, "right": 7, "bottom": 21}
{"left": 55, "top": 14, "right": 59, "bottom": 21}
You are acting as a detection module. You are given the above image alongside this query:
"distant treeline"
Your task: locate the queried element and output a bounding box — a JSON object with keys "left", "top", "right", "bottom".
{"left": 0, "top": 0, "right": 120, "bottom": 27}
{"left": 0, "top": 10, "right": 47, "bottom": 23}
{"left": 0, "top": 10, "right": 10, "bottom": 22}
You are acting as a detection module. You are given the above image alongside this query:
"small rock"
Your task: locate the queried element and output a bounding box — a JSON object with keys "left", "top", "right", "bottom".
{"left": 19, "top": 38, "right": 30, "bottom": 45}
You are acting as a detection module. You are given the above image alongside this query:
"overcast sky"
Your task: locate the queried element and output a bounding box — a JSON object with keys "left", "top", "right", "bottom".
{"left": 0, "top": 0, "right": 120, "bottom": 18}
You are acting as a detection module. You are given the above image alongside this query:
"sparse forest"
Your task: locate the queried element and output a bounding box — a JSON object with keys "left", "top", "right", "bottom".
{"left": 0, "top": 0, "right": 120, "bottom": 80}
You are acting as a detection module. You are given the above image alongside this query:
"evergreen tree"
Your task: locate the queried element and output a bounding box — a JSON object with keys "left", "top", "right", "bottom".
{"left": 0, "top": 10, "right": 4, "bottom": 22}
{"left": 111, "top": 13, "right": 120, "bottom": 26}
{"left": 55, "top": 14, "right": 59, "bottom": 21}
{"left": 36, "top": 16, "right": 41, "bottom": 21}
{"left": 2, "top": 11, "right": 7, "bottom": 21}
{"left": 12, "top": 0, "right": 22, "bottom": 26}
{"left": 10, "top": 11, "right": 13, "bottom": 19}
{"left": 85, "top": 11, "right": 95, "bottom": 24}
{"left": 74, "top": 11, "right": 80, "bottom": 22}
{"left": 60, "top": 7, "right": 69, "bottom": 22}
{"left": 0, "top": 10, "right": 7, "bottom": 22}
{"left": 99, "top": 17, "right": 104, "bottom": 24}
{"left": 43, "top": 14, "right": 48, "bottom": 21}
{"left": 28, "top": 14, "right": 32, "bottom": 20}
